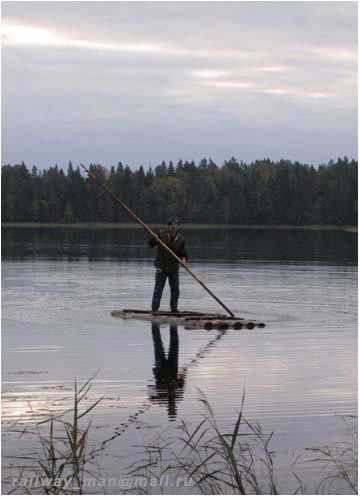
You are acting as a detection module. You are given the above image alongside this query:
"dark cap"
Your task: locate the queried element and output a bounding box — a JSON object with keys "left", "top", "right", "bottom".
{"left": 167, "top": 216, "right": 180, "bottom": 225}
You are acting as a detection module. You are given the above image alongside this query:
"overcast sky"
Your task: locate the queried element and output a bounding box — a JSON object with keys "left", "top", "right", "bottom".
{"left": 2, "top": 1, "right": 358, "bottom": 170}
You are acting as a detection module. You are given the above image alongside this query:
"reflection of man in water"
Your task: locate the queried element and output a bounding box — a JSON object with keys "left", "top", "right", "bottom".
{"left": 148, "top": 322, "right": 186, "bottom": 420}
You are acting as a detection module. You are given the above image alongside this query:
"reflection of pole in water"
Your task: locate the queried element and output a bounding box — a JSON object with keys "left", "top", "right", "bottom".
{"left": 149, "top": 322, "right": 186, "bottom": 421}
{"left": 98, "top": 323, "right": 228, "bottom": 453}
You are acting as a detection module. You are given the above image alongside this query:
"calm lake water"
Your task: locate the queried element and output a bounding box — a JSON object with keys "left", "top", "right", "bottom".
{"left": 2, "top": 227, "right": 357, "bottom": 494}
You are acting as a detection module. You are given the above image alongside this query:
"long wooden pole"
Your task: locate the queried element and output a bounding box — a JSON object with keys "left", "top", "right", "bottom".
{"left": 80, "top": 163, "right": 235, "bottom": 317}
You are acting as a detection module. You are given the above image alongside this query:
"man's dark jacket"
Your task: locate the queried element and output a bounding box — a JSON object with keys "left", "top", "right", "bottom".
{"left": 149, "top": 229, "right": 188, "bottom": 272}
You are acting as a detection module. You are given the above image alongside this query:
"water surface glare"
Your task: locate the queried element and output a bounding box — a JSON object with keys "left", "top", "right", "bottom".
{"left": 2, "top": 227, "right": 357, "bottom": 494}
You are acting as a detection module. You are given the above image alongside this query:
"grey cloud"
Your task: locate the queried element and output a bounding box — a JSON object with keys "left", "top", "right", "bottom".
{"left": 2, "top": 1, "right": 357, "bottom": 168}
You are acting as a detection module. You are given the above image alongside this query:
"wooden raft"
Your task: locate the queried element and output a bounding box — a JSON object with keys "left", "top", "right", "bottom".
{"left": 111, "top": 309, "right": 266, "bottom": 330}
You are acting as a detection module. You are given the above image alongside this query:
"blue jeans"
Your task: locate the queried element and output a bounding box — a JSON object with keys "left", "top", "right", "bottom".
{"left": 152, "top": 269, "right": 180, "bottom": 312}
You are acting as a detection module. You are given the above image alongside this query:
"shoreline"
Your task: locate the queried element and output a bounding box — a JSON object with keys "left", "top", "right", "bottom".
{"left": 1, "top": 222, "right": 357, "bottom": 232}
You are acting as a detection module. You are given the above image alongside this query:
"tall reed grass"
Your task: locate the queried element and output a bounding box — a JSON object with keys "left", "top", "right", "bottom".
{"left": 6, "top": 376, "right": 102, "bottom": 495}
{"left": 126, "top": 391, "right": 357, "bottom": 495}
{"left": 3, "top": 382, "right": 357, "bottom": 495}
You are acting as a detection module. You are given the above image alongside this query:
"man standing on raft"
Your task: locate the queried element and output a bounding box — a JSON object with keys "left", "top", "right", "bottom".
{"left": 149, "top": 216, "right": 188, "bottom": 313}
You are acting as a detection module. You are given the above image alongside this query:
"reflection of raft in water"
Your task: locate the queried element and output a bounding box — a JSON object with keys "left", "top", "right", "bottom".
{"left": 111, "top": 309, "right": 266, "bottom": 330}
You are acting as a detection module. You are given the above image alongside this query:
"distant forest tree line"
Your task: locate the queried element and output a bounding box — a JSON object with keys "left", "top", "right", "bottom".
{"left": 2, "top": 157, "right": 358, "bottom": 225}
